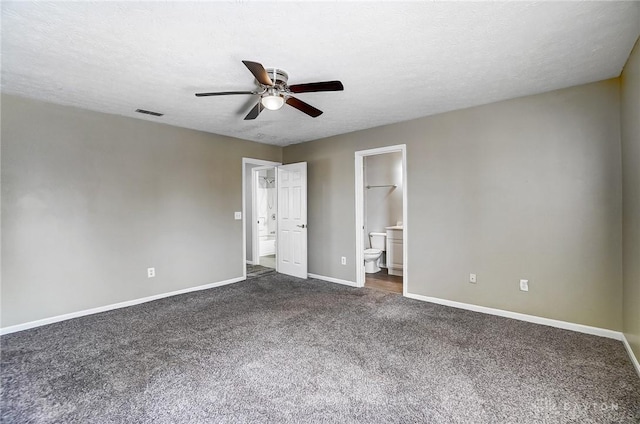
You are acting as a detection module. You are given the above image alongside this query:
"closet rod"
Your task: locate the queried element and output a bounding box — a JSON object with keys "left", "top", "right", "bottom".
{"left": 366, "top": 184, "right": 397, "bottom": 189}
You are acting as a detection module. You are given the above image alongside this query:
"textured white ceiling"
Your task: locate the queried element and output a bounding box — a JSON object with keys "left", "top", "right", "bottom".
{"left": 2, "top": 1, "right": 639, "bottom": 146}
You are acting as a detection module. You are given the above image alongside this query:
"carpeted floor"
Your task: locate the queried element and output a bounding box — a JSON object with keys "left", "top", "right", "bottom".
{"left": 2, "top": 274, "right": 639, "bottom": 423}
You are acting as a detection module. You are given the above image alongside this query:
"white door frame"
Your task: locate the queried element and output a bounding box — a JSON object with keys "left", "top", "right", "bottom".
{"left": 242, "top": 157, "right": 281, "bottom": 280}
{"left": 354, "top": 145, "right": 408, "bottom": 296}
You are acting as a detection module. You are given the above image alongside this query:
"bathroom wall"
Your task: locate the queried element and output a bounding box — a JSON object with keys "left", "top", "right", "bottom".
{"left": 1, "top": 94, "right": 282, "bottom": 328}
{"left": 364, "top": 152, "right": 403, "bottom": 256}
{"left": 284, "top": 79, "right": 622, "bottom": 331}
{"left": 256, "top": 168, "right": 277, "bottom": 240}
{"left": 266, "top": 169, "right": 277, "bottom": 236}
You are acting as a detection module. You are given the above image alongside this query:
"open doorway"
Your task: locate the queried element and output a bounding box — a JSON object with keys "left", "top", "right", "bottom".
{"left": 355, "top": 145, "right": 408, "bottom": 295}
{"left": 253, "top": 167, "right": 277, "bottom": 269}
{"left": 243, "top": 158, "right": 309, "bottom": 281}
{"left": 242, "top": 158, "right": 280, "bottom": 280}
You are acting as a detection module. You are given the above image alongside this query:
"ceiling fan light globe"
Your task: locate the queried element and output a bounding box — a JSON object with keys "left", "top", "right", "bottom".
{"left": 261, "top": 95, "right": 284, "bottom": 111}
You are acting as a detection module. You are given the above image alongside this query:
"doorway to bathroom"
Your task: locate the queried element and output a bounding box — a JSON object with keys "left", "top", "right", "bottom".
{"left": 355, "top": 145, "right": 407, "bottom": 295}
{"left": 242, "top": 158, "right": 281, "bottom": 279}
{"left": 252, "top": 167, "right": 277, "bottom": 269}
{"left": 242, "top": 158, "right": 309, "bottom": 280}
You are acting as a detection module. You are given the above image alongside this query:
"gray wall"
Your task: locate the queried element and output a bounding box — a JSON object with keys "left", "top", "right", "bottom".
{"left": 284, "top": 79, "right": 622, "bottom": 330}
{"left": 621, "top": 39, "right": 640, "bottom": 363}
{"left": 1, "top": 77, "right": 630, "bottom": 336}
{"left": 1, "top": 94, "right": 281, "bottom": 327}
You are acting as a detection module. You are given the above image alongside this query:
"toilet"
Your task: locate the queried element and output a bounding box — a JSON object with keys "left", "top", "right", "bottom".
{"left": 364, "top": 232, "right": 387, "bottom": 273}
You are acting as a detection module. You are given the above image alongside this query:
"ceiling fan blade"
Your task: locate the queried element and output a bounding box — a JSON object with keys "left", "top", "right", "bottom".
{"left": 244, "top": 101, "right": 265, "bottom": 120}
{"left": 195, "top": 91, "right": 256, "bottom": 97}
{"left": 285, "top": 97, "right": 323, "bottom": 118}
{"left": 242, "top": 60, "right": 274, "bottom": 86}
{"left": 288, "top": 80, "right": 344, "bottom": 93}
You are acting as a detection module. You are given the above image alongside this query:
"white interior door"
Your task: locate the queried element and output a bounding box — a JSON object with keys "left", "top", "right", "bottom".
{"left": 277, "top": 162, "right": 307, "bottom": 279}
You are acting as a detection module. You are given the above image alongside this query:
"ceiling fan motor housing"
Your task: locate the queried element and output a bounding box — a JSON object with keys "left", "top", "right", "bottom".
{"left": 264, "top": 68, "right": 289, "bottom": 87}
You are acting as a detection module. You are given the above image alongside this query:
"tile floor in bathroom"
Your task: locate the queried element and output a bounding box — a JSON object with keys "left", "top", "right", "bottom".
{"left": 259, "top": 254, "right": 276, "bottom": 269}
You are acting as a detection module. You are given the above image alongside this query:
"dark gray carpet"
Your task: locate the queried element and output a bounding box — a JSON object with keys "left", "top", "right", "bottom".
{"left": 2, "top": 274, "right": 639, "bottom": 423}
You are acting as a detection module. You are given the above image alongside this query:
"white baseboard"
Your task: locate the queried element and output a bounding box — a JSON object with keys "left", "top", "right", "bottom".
{"left": 0, "top": 276, "right": 245, "bottom": 336}
{"left": 404, "top": 292, "right": 622, "bottom": 341}
{"left": 622, "top": 334, "right": 640, "bottom": 378}
{"left": 246, "top": 260, "right": 254, "bottom": 265}
{"left": 308, "top": 273, "right": 358, "bottom": 287}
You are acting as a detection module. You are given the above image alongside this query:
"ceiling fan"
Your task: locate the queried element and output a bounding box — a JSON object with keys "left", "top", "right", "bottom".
{"left": 195, "top": 60, "right": 344, "bottom": 120}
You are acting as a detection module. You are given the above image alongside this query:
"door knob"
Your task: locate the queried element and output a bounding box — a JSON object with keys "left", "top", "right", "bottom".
{"left": 297, "top": 224, "right": 307, "bottom": 228}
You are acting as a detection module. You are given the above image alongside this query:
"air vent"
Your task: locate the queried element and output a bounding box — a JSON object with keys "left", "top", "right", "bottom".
{"left": 135, "top": 109, "right": 164, "bottom": 117}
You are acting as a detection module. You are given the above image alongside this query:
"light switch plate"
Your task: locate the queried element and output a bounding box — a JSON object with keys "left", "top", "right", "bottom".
{"left": 520, "top": 279, "right": 529, "bottom": 292}
{"left": 234, "top": 211, "right": 242, "bottom": 220}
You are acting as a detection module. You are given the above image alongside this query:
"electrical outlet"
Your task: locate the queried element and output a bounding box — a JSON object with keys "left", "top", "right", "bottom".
{"left": 469, "top": 273, "right": 477, "bottom": 283}
{"left": 147, "top": 267, "right": 155, "bottom": 278}
{"left": 234, "top": 211, "right": 242, "bottom": 220}
{"left": 341, "top": 256, "right": 347, "bottom": 265}
{"left": 520, "top": 279, "right": 529, "bottom": 292}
